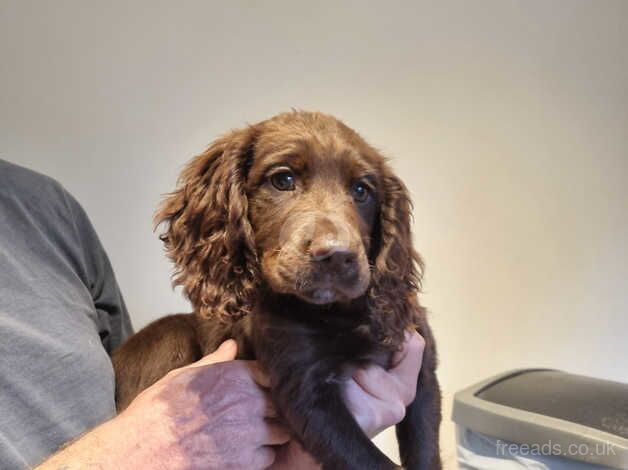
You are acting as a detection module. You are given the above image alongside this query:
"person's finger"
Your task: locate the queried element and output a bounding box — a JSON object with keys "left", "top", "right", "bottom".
{"left": 342, "top": 378, "right": 376, "bottom": 430}
{"left": 390, "top": 330, "right": 425, "bottom": 372}
{"left": 352, "top": 332, "right": 424, "bottom": 406}
{"left": 185, "top": 339, "right": 238, "bottom": 369}
{"left": 246, "top": 388, "right": 278, "bottom": 418}
{"left": 369, "top": 399, "right": 407, "bottom": 436}
{"left": 387, "top": 330, "right": 424, "bottom": 404}
{"left": 252, "top": 446, "right": 277, "bottom": 469}
{"left": 268, "top": 440, "right": 319, "bottom": 469}
{"left": 255, "top": 419, "right": 291, "bottom": 446}
{"left": 343, "top": 378, "right": 405, "bottom": 437}
{"left": 263, "top": 399, "right": 278, "bottom": 418}
{"left": 247, "top": 361, "right": 271, "bottom": 388}
{"left": 352, "top": 365, "right": 398, "bottom": 401}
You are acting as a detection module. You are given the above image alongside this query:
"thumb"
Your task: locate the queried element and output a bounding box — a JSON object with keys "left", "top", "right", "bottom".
{"left": 187, "top": 339, "right": 238, "bottom": 368}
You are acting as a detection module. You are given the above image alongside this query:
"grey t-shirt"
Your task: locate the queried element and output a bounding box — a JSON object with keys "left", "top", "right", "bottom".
{"left": 0, "top": 159, "right": 133, "bottom": 470}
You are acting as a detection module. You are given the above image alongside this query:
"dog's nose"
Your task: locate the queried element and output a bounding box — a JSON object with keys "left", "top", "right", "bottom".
{"left": 310, "top": 240, "right": 358, "bottom": 272}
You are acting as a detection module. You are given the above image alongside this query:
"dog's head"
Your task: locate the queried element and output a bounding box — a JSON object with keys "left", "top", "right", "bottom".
{"left": 156, "top": 111, "right": 422, "bottom": 341}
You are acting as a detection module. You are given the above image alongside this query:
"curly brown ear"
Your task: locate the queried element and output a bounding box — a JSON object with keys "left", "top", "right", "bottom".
{"left": 155, "top": 127, "right": 259, "bottom": 321}
{"left": 368, "top": 164, "right": 424, "bottom": 347}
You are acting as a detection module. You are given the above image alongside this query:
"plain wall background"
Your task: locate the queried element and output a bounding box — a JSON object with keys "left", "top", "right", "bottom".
{"left": 1, "top": 1, "right": 627, "bottom": 467}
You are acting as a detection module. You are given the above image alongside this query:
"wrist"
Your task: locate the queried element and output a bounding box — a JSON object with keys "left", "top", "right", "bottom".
{"left": 109, "top": 407, "right": 181, "bottom": 470}
{"left": 35, "top": 411, "right": 171, "bottom": 470}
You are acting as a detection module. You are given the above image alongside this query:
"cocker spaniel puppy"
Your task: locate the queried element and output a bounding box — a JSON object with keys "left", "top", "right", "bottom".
{"left": 113, "top": 111, "right": 441, "bottom": 470}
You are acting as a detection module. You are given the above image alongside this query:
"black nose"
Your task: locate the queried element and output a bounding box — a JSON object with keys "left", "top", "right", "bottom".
{"left": 311, "top": 243, "right": 358, "bottom": 273}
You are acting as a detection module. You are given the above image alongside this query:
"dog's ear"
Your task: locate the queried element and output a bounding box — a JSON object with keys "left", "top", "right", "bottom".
{"left": 368, "top": 164, "right": 424, "bottom": 346}
{"left": 155, "top": 127, "right": 259, "bottom": 321}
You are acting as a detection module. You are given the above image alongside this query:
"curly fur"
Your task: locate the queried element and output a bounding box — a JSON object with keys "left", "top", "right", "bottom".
{"left": 115, "top": 111, "right": 441, "bottom": 470}
{"left": 156, "top": 112, "right": 423, "bottom": 346}
{"left": 155, "top": 128, "right": 260, "bottom": 320}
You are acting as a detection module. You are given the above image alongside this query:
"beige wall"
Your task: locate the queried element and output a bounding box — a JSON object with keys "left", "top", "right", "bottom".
{"left": 2, "top": 1, "right": 627, "bottom": 467}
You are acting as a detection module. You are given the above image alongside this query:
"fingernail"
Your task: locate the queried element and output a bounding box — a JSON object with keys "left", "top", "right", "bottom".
{"left": 219, "top": 339, "right": 237, "bottom": 353}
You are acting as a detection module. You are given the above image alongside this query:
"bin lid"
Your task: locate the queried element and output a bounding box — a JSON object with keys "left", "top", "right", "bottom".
{"left": 452, "top": 369, "right": 628, "bottom": 469}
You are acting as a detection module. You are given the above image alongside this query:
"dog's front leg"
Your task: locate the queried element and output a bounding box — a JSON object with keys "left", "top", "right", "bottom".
{"left": 270, "top": 358, "right": 401, "bottom": 470}
{"left": 395, "top": 321, "right": 442, "bottom": 470}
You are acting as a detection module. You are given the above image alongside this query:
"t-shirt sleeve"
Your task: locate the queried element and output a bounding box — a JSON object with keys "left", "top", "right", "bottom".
{"left": 63, "top": 192, "right": 134, "bottom": 354}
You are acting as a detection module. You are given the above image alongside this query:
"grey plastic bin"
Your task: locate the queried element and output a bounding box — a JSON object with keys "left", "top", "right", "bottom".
{"left": 452, "top": 369, "right": 628, "bottom": 469}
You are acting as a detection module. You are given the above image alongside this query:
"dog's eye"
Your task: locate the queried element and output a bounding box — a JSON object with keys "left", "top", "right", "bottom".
{"left": 351, "top": 182, "right": 370, "bottom": 203}
{"left": 270, "top": 171, "right": 296, "bottom": 191}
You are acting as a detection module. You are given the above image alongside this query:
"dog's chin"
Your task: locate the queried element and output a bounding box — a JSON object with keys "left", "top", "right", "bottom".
{"left": 299, "top": 288, "right": 345, "bottom": 305}
{"left": 295, "top": 283, "right": 368, "bottom": 305}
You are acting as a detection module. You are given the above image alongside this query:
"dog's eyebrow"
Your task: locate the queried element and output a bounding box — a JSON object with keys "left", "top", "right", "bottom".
{"left": 246, "top": 150, "right": 307, "bottom": 186}
{"left": 345, "top": 157, "right": 379, "bottom": 183}
{"left": 359, "top": 173, "right": 378, "bottom": 188}
{"left": 262, "top": 151, "right": 307, "bottom": 173}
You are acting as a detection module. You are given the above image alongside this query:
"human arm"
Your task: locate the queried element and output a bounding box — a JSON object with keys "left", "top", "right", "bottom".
{"left": 64, "top": 192, "right": 134, "bottom": 352}
{"left": 36, "top": 331, "right": 423, "bottom": 470}
{"left": 36, "top": 340, "right": 289, "bottom": 470}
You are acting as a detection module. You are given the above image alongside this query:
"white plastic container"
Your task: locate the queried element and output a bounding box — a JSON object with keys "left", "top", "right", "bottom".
{"left": 452, "top": 369, "right": 628, "bottom": 469}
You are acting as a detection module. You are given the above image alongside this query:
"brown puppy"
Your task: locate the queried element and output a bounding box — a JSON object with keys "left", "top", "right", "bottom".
{"left": 112, "top": 111, "right": 441, "bottom": 470}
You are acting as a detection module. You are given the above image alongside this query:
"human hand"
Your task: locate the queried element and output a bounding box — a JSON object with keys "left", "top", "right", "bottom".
{"left": 345, "top": 330, "right": 425, "bottom": 437}
{"left": 118, "top": 339, "right": 290, "bottom": 469}
{"left": 270, "top": 330, "right": 425, "bottom": 469}
{"left": 36, "top": 334, "right": 422, "bottom": 470}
